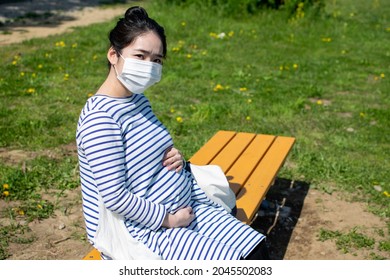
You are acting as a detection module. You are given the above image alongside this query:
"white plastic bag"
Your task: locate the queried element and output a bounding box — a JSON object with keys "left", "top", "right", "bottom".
{"left": 189, "top": 163, "right": 236, "bottom": 213}
{"left": 94, "top": 194, "right": 162, "bottom": 260}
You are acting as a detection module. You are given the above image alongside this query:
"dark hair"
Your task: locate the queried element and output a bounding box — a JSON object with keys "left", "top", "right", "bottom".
{"left": 109, "top": 6, "right": 167, "bottom": 58}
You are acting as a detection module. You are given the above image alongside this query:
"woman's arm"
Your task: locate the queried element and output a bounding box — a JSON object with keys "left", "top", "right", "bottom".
{"left": 78, "top": 111, "right": 166, "bottom": 231}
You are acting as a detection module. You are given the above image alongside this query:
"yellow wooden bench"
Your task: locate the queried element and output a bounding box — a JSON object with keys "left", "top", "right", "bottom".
{"left": 82, "top": 130, "right": 295, "bottom": 260}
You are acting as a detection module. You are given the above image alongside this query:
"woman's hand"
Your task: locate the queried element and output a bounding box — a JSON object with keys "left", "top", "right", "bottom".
{"left": 163, "top": 146, "right": 185, "bottom": 172}
{"left": 162, "top": 206, "right": 194, "bottom": 228}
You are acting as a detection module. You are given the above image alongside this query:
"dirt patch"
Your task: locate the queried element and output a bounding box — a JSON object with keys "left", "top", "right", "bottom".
{"left": 253, "top": 178, "right": 389, "bottom": 260}
{"left": 3, "top": 187, "right": 90, "bottom": 260}
{"left": 0, "top": 1, "right": 388, "bottom": 260}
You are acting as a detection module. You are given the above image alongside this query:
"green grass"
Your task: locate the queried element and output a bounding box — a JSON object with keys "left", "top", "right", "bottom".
{"left": 318, "top": 227, "right": 377, "bottom": 255}
{"left": 0, "top": 0, "right": 389, "bottom": 259}
{"left": 0, "top": 223, "right": 35, "bottom": 260}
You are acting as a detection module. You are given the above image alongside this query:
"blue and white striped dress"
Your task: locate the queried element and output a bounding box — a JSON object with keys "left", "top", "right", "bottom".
{"left": 76, "top": 94, "right": 264, "bottom": 260}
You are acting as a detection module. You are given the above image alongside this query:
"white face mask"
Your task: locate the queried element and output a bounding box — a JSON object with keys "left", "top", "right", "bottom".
{"left": 115, "top": 55, "right": 162, "bottom": 94}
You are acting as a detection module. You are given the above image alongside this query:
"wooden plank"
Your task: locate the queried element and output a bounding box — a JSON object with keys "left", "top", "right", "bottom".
{"left": 235, "top": 136, "right": 295, "bottom": 224}
{"left": 189, "top": 130, "right": 235, "bottom": 165}
{"left": 226, "top": 134, "right": 275, "bottom": 195}
{"left": 83, "top": 248, "right": 101, "bottom": 260}
{"left": 209, "top": 132, "right": 256, "bottom": 173}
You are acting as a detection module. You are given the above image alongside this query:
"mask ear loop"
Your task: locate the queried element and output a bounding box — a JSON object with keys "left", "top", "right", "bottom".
{"left": 112, "top": 52, "right": 124, "bottom": 76}
{"left": 112, "top": 64, "right": 118, "bottom": 76}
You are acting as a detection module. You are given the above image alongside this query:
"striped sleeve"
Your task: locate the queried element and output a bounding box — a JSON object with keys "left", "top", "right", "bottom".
{"left": 78, "top": 110, "right": 166, "bottom": 231}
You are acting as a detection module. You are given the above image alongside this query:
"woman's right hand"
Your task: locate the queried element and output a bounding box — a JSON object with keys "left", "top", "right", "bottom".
{"left": 162, "top": 206, "right": 194, "bottom": 228}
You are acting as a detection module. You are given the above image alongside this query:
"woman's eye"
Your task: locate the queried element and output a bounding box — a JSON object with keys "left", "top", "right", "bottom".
{"left": 154, "top": 59, "right": 163, "bottom": 64}
{"left": 134, "top": 54, "right": 144, "bottom": 59}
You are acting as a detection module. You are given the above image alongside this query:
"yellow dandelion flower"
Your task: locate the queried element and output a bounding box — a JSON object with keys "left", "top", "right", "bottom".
{"left": 247, "top": 99, "right": 252, "bottom": 104}
{"left": 176, "top": 116, "right": 183, "bottom": 123}
{"left": 380, "top": 73, "right": 385, "bottom": 79}
{"left": 37, "top": 204, "right": 43, "bottom": 209}
{"left": 93, "top": 55, "right": 98, "bottom": 61}
{"left": 321, "top": 37, "right": 332, "bottom": 42}
{"left": 246, "top": 116, "right": 251, "bottom": 121}
{"left": 209, "top": 32, "right": 218, "bottom": 38}
{"left": 64, "top": 73, "right": 70, "bottom": 81}
{"left": 38, "top": 64, "right": 43, "bottom": 69}
{"left": 279, "top": 65, "right": 284, "bottom": 71}
{"left": 228, "top": 31, "right": 234, "bottom": 37}
{"left": 72, "top": 43, "right": 78, "bottom": 48}
{"left": 239, "top": 87, "right": 248, "bottom": 92}
{"left": 12, "top": 60, "right": 17, "bottom": 65}
{"left": 186, "top": 54, "right": 192, "bottom": 59}
{"left": 3, "top": 184, "right": 9, "bottom": 190}
{"left": 3, "top": 191, "right": 9, "bottom": 197}
{"left": 26, "top": 88, "right": 35, "bottom": 94}
{"left": 181, "top": 21, "right": 186, "bottom": 27}
{"left": 31, "top": 73, "right": 37, "bottom": 78}
{"left": 316, "top": 100, "right": 323, "bottom": 105}
{"left": 172, "top": 47, "right": 180, "bottom": 52}
{"left": 45, "top": 53, "right": 50, "bottom": 58}
{"left": 359, "top": 112, "right": 366, "bottom": 118}
{"left": 18, "top": 209, "right": 25, "bottom": 216}
{"left": 202, "top": 51, "right": 207, "bottom": 55}
{"left": 384, "top": 191, "right": 390, "bottom": 197}
{"left": 87, "top": 93, "right": 94, "bottom": 98}
{"left": 341, "top": 50, "right": 347, "bottom": 55}
{"left": 20, "top": 72, "right": 25, "bottom": 77}
{"left": 55, "top": 41, "right": 66, "bottom": 47}
{"left": 213, "top": 84, "right": 224, "bottom": 92}
{"left": 374, "top": 76, "right": 379, "bottom": 81}
{"left": 293, "top": 64, "right": 298, "bottom": 69}
{"left": 170, "top": 108, "right": 175, "bottom": 113}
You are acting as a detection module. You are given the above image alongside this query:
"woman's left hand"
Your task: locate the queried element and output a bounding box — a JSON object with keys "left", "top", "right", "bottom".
{"left": 163, "top": 147, "right": 185, "bottom": 172}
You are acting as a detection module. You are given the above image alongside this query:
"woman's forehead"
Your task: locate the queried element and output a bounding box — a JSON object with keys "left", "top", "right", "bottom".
{"left": 125, "top": 32, "right": 163, "bottom": 55}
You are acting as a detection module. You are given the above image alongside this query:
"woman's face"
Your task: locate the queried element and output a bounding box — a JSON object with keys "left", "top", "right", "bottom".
{"left": 120, "top": 31, "right": 164, "bottom": 65}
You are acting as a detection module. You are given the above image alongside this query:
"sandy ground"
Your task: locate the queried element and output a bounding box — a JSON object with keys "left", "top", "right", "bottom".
{"left": 0, "top": 1, "right": 389, "bottom": 260}
{"left": 0, "top": 0, "right": 126, "bottom": 45}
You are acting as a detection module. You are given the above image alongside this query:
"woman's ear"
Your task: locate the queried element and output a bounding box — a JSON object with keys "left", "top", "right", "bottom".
{"left": 107, "top": 47, "right": 119, "bottom": 65}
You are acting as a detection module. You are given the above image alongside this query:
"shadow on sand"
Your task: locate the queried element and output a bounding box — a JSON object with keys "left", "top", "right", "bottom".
{"left": 252, "top": 178, "right": 311, "bottom": 259}
{"left": 0, "top": 0, "right": 129, "bottom": 29}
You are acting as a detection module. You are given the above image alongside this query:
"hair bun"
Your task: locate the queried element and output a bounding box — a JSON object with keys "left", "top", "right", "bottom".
{"left": 124, "top": 6, "right": 149, "bottom": 23}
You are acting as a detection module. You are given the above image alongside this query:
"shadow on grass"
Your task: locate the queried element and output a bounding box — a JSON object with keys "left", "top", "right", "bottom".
{"left": 0, "top": 0, "right": 128, "bottom": 29}
{"left": 251, "top": 178, "right": 310, "bottom": 260}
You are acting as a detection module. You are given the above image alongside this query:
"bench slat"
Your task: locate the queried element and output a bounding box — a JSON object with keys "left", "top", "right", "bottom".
{"left": 189, "top": 130, "right": 235, "bottom": 164}
{"left": 226, "top": 134, "right": 275, "bottom": 195}
{"left": 83, "top": 247, "right": 102, "bottom": 260}
{"left": 235, "top": 136, "right": 295, "bottom": 224}
{"left": 209, "top": 132, "right": 256, "bottom": 173}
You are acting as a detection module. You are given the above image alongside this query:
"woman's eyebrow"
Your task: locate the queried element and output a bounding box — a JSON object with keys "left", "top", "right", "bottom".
{"left": 134, "top": 49, "right": 163, "bottom": 58}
